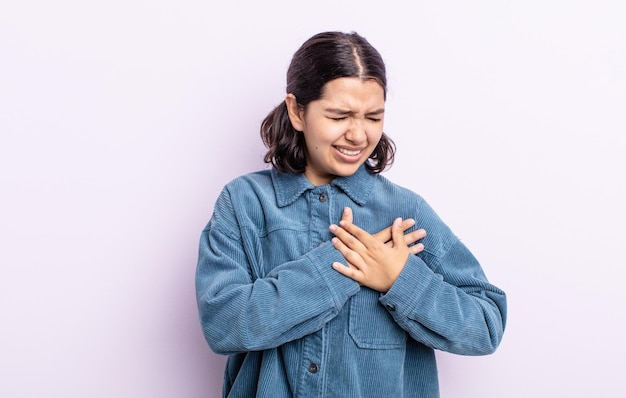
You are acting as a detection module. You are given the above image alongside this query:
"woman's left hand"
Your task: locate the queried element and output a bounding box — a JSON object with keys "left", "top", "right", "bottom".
{"left": 329, "top": 216, "right": 421, "bottom": 293}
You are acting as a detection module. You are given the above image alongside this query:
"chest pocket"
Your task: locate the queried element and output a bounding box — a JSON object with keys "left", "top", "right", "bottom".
{"left": 349, "top": 288, "right": 407, "bottom": 349}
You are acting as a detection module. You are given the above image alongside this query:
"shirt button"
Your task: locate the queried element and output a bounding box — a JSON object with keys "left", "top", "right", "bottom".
{"left": 386, "top": 304, "right": 397, "bottom": 312}
{"left": 318, "top": 193, "right": 327, "bottom": 202}
{"left": 308, "top": 363, "right": 319, "bottom": 374}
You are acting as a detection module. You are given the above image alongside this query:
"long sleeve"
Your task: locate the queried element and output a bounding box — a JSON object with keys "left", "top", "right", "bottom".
{"left": 195, "top": 186, "right": 360, "bottom": 355}
{"left": 379, "top": 198, "right": 507, "bottom": 355}
{"left": 195, "top": 167, "right": 506, "bottom": 397}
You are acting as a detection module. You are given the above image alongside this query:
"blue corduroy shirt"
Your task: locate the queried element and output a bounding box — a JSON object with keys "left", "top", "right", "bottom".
{"left": 196, "top": 165, "right": 507, "bottom": 397}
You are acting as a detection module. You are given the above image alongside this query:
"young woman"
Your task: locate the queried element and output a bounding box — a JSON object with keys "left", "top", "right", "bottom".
{"left": 196, "top": 31, "right": 507, "bottom": 397}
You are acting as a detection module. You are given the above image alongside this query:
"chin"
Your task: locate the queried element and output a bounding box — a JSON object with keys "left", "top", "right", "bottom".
{"left": 334, "top": 166, "right": 361, "bottom": 177}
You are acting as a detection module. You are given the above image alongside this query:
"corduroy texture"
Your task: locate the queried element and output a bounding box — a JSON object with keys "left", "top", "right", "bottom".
{"left": 196, "top": 165, "right": 507, "bottom": 397}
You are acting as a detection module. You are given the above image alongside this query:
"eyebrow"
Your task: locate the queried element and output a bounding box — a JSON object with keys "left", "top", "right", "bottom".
{"left": 324, "top": 108, "right": 385, "bottom": 116}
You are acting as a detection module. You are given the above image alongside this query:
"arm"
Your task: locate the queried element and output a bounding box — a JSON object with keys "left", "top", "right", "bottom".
{"left": 330, "top": 203, "right": 506, "bottom": 355}
{"left": 381, "top": 239, "right": 506, "bottom": 355}
{"left": 195, "top": 194, "right": 422, "bottom": 355}
{"left": 195, "top": 190, "right": 357, "bottom": 355}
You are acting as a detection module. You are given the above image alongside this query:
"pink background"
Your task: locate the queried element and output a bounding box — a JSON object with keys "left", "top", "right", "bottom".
{"left": 1, "top": 1, "right": 625, "bottom": 397}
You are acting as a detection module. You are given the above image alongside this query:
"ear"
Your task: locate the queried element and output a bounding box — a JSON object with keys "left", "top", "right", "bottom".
{"left": 285, "top": 93, "right": 305, "bottom": 132}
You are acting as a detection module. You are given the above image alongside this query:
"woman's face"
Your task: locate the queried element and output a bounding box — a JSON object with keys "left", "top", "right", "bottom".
{"left": 286, "top": 77, "right": 385, "bottom": 186}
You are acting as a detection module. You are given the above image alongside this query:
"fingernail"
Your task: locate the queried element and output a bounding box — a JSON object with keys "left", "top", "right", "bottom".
{"left": 329, "top": 224, "right": 337, "bottom": 231}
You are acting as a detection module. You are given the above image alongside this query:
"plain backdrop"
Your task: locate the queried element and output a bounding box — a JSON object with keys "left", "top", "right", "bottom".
{"left": 1, "top": 1, "right": 625, "bottom": 397}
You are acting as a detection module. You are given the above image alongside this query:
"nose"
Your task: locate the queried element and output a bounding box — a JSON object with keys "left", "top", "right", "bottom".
{"left": 345, "top": 118, "right": 366, "bottom": 144}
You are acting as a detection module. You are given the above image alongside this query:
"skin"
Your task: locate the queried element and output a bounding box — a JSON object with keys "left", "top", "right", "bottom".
{"left": 332, "top": 207, "right": 426, "bottom": 293}
{"left": 285, "top": 77, "right": 427, "bottom": 293}
{"left": 285, "top": 77, "right": 386, "bottom": 186}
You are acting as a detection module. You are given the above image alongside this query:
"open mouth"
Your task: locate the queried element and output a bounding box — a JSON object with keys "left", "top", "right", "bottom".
{"left": 336, "top": 147, "right": 363, "bottom": 156}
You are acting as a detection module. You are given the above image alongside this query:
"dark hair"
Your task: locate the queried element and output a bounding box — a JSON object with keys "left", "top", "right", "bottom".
{"left": 260, "top": 31, "right": 395, "bottom": 174}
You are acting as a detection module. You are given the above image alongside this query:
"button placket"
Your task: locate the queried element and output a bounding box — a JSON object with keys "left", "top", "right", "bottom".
{"left": 301, "top": 330, "right": 324, "bottom": 392}
{"left": 309, "top": 188, "right": 330, "bottom": 249}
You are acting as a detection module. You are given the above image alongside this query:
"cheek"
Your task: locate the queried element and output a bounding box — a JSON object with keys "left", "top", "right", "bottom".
{"left": 305, "top": 124, "right": 339, "bottom": 147}
{"left": 302, "top": 131, "right": 326, "bottom": 155}
{"left": 369, "top": 130, "right": 384, "bottom": 147}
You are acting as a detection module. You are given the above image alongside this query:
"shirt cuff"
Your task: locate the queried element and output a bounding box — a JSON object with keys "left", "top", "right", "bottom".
{"left": 305, "top": 241, "right": 360, "bottom": 309}
{"left": 379, "top": 254, "right": 441, "bottom": 317}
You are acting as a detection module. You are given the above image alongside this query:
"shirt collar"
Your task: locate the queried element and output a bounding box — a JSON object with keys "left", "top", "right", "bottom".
{"left": 271, "top": 165, "right": 375, "bottom": 207}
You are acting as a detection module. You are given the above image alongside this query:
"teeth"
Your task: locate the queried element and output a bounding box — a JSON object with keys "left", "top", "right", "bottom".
{"left": 337, "top": 147, "right": 361, "bottom": 156}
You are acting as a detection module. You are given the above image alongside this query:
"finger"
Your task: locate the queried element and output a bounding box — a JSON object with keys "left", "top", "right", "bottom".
{"left": 337, "top": 219, "right": 379, "bottom": 248}
{"left": 332, "top": 261, "right": 364, "bottom": 284}
{"left": 372, "top": 226, "right": 392, "bottom": 243}
{"left": 402, "top": 228, "right": 426, "bottom": 246}
{"left": 386, "top": 228, "right": 426, "bottom": 248}
{"left": 329, "top": 223, "right": 367, "bottom": 252}
{"left": 409, "top": 242, "right": 425, "bottom": 255}
{"left": 391, "top": 218, "right": 407, "bottom": 248}
{"left": 340, "top": 207, "right": 353, "bottom": 224}
{"left": 331, "top": 236, "right": 366, "bottom": 266}
{"left": 372, "top": 218, "right": 415, "bottom": 243}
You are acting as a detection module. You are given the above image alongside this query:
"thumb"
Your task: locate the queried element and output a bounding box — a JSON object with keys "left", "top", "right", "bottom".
{"left": 391, "top": 218, "right": 405, "bottom": 247}
{"left": 341, "top": 207, "right": 353, "bottom": 224}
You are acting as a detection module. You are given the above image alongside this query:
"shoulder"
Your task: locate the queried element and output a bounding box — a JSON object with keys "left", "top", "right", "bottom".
{"left": 208, "top": 169, "right": 274, "bottom": 234}
{"left": 223, "top": 169, "right": 273, "bottom": 193}
{"left": 216, "top": 169, "right": 276, "bottom": 209}
{"left": 375, "top": 174, "right": 458, "bottom": 258}
{"left": 216, "top": 169, "right": 277, "bottom": 209}
{"left": 372, "top": 173, "right": 426, "bottom": 207}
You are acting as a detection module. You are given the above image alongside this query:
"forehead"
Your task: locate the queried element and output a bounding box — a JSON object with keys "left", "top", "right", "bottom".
{"left": 317, "top": 77, "right": 385, "bottom": 109}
